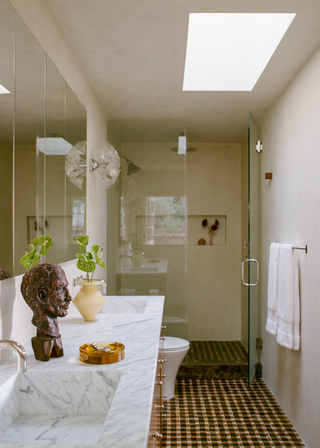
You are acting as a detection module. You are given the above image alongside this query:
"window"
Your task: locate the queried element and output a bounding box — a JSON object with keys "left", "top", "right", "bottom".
{"left": 72, "top": 199, "right": 86, "bottom": 238}
{"left": 136, "top": 197, "right": 186, "bottom": 245}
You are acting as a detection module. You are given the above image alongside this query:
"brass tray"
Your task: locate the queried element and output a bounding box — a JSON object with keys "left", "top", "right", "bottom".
{"left": 79, "top": 341, "right": 125, "bottom": 364}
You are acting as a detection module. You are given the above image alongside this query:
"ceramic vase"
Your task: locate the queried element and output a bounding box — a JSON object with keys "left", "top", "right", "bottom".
{"left": 72, "top": 280, "right": 106, "bottom": 321}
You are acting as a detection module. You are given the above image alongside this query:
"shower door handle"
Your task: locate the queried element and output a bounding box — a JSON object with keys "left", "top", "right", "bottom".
{"left": 242, "top": 259, "right": 259, "bottom": 287}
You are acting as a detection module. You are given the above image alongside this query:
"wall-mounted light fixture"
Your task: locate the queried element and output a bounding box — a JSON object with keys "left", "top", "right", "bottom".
{"left": 120, "top": 155, "right": 140, "bottom": 175}
{"left": 66, "top": 140, "right": 121, "bottom": 189}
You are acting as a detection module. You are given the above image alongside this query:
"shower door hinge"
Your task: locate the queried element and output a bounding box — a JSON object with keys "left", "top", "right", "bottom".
{"left": 256, "top": 141, "right": 263, "bottom": 153}
{"left": 256, "top": 337, "right": 262, "bottom": 350}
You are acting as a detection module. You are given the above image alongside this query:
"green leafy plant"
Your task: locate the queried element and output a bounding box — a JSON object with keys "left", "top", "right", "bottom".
{"left": 74, "top": 235, "right": 106, "bottom": 282}
{"left": 20, "top": 235, "right": 53, "bottom": 270}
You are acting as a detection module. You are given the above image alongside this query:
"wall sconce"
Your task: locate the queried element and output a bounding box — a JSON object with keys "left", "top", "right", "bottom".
{"left": 120, "top": 155, "right": 140, "bottom": 175}
{"left": 66, "top": 140, "right": 121, "bottom": 189}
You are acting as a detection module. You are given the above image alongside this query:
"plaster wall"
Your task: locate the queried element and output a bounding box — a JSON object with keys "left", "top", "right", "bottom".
{"left": 186, "top": 143, "right": 242, "bottom": 341}
{"left": 14, "top": 145, "right": 36, "bottom": 276}
{"left": 0, "top": 141, "right": 13, "bottom": 276}
{"left": 106, "top": 127, "right": 122, "bottom": 295}
{"left": 259, "top": 45, "right": 320, "bottom": 448}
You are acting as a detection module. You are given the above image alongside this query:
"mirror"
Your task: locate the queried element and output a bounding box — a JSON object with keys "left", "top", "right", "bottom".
{"left": 0, "top": 0, "right": 14, "bottom": 278}
{"left": 0, "top": 0, "right": 87, "bottom": 279}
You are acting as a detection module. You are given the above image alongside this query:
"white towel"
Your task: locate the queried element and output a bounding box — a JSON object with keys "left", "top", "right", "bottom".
{"left": 276, "top": 244, "right": 300, "bottom": 350}
{"left": 266, "top": 243, "right": 280, "bottom": 335}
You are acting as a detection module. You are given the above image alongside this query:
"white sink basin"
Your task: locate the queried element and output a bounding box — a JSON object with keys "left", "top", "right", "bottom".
{"left": 0, "top": 370, "right": 122, "bottom": 447}
{"left": 127, "top": 266, "right": 158, "bottom": 272}
{"left": 102, "top": 297, "right": 148, "bottom": 314}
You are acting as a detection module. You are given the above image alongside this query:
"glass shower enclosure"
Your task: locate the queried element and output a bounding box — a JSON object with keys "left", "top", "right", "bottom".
{"left": 107, "top": 143, "right": 187, "bottom": 338}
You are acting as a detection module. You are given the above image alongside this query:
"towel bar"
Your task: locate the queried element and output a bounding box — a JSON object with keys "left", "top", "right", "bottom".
{"left": 269, "top": 243, "right": 307, "bottom": 253}
{"left": 293, "top": 245, "right": 307, "bottom": 253}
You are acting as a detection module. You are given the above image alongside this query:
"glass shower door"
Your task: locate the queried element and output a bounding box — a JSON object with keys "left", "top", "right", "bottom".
{"left": 109, "top": 143, "right": 187, "bottom": 339}
{"left": 246, "top": 110, "right": 260, "bottom": 385}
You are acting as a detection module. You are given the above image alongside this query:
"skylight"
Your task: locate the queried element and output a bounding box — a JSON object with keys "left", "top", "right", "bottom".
{"left": 0, "top": 84, "right": 10, "bottom": 94}
{"left": 183, "top": 13, "right": 296, "bottom": 91}
{"left": 37, "top": 137, "right": 72, "bottom": 156}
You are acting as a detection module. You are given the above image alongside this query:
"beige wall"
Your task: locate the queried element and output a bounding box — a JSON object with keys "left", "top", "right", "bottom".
{"left": 0, "top": 141, "right": 13, "bottom": 275}
{"left": 186, "top": 143, "right": 242, "bottom": 341}
{"left": 259, "top": 46, "right": 320, "bottom": 448}
{"left": 106, "top": 127, "right": 122, "bottom": 294}
{"left": 14, "top": 145, "right": 36, "bottom": 275}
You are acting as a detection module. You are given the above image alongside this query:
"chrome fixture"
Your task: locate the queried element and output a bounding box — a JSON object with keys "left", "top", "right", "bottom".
{"left": 66, "top": 140, "right": 121, "bottom": 189}
{"left": 170, "top": 146, "right": 196, "bottom": 152}
{"left": 0, "top": 340, "right": 27, "bottom": 372}
{"left": 170, "top": 132, "right": 196, "bottom": 153}
{"left": 120, "top": 155, "right": 140, "bottom": 175}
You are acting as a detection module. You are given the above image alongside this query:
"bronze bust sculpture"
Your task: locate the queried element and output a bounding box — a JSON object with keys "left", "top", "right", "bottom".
{"left": 0, "top": 266, "right": 11, "bottom": 280}
{"left": 21, "top": 263, "right": 72, "bottom": 361}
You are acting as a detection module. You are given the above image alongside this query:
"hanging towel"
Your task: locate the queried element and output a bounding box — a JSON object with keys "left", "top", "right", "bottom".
{"left": 266, "top": 243, "right": 280, "bottom": 335}
{"left": 276, "top": 244, "right": 300, "bottom": 350}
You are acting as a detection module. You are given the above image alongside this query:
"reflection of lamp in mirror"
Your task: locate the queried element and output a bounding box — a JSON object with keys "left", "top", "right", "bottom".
{"left": 65, "top": 141, "right": 87, "bottom": 189}
{"left": 66, "top": 140, "right": 121, "bottom": 189}
{"left": 89, "top": 141, "right": 121, "bottom": 188}
{"left": 120, "top": 155, "right": 140, "bottom": 175}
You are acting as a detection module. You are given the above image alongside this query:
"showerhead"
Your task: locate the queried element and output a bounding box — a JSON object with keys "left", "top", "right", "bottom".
{"left": 120, "top": 155, "right": 140, "bottom": 175}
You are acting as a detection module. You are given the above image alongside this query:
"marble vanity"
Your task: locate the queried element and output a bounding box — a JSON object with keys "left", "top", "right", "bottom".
{"left": 0, "top": 295, "right": 165, "bottom": 448}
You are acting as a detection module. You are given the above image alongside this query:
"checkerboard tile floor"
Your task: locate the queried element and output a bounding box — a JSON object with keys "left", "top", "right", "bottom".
{"left": 162, "top": 379, "right": 305, "bottom": 447}
{"left": 182, "top": 341, "right": 248, "bottom": 366}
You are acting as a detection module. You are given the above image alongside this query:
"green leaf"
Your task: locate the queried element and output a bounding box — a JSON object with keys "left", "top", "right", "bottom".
{"left": 74, "top": 235, "right": 89, "bottom": 252}
{"left": 20, "top": 245, "right": 40, "bottom": 270}
{"left": 33, "top": 235, "right": 52, "bottom": 256}
{"left": 79, "top": 252, "right": 94, "bottom": 261}
{"left": 96, "top": 257, "right": 106, "bottom": 268}
{"left": 94, "top": 248, "right": 106, "bottom": 268}
{"left": 76, "top": 258, "right": 96, "bottom": 273}
{"left": 91, "top": 245, "right": 99, "bottom": 255}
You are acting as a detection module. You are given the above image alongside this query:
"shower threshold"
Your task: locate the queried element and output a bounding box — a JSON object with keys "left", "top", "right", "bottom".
{"left": 178, "top": 341, "right": 248, "bottom": 380}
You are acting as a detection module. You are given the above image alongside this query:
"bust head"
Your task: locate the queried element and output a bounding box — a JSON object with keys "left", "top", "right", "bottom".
{"left": 21, "top": 263, "right": 72, "bottom": 337}
{"left": 0, "top": 266, "right": 11, "bottom": 280}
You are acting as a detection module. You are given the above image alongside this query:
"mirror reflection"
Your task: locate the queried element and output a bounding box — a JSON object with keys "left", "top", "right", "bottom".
{"left": 0, "top": 0, "right": 87, "bottom": 279}
{"left": 0, "top": 0, "right": 14, "bottom": 278}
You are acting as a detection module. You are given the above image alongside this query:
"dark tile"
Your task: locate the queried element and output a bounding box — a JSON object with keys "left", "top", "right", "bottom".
{"left": 162, "top": 379, "right": 305, "bottom": 448}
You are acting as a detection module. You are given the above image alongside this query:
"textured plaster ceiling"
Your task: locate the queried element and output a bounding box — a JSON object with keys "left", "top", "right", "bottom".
{"left": 45, "top": 0, "right": 320, "bottom": 143}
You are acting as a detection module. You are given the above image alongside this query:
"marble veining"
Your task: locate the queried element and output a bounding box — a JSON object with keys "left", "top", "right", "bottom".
{"left": 0, "top": 414, "right": 106, "bottom": 447}
{"left": 20, "top": 370, "right": 122, "bottom": 415}
{"left": 0, "top": 375, "right": 19, "bottom": 439}
{"left": 101, "top": 297, "right": 148, "bottom": 314}
{"left": 0, "top": 296, "right": 164, "bottom": 448}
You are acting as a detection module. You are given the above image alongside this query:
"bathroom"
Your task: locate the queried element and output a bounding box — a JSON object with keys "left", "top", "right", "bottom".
{"left": 1, "top": 1, "right": 320, "bottom": 447}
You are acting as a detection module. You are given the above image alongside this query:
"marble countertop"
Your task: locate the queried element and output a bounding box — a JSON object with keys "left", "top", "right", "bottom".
{"left": 0, "top": 295, "right": 165, "bottom": 448}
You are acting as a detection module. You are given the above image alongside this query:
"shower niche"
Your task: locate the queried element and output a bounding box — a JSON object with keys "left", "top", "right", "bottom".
{"left": 188, "top": 215, "right": 226, "bottom": 246}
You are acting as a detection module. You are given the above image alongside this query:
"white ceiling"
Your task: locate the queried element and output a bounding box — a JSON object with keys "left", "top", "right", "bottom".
{"left": 45, "top": 0, "right": 320, "bottom": 143}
